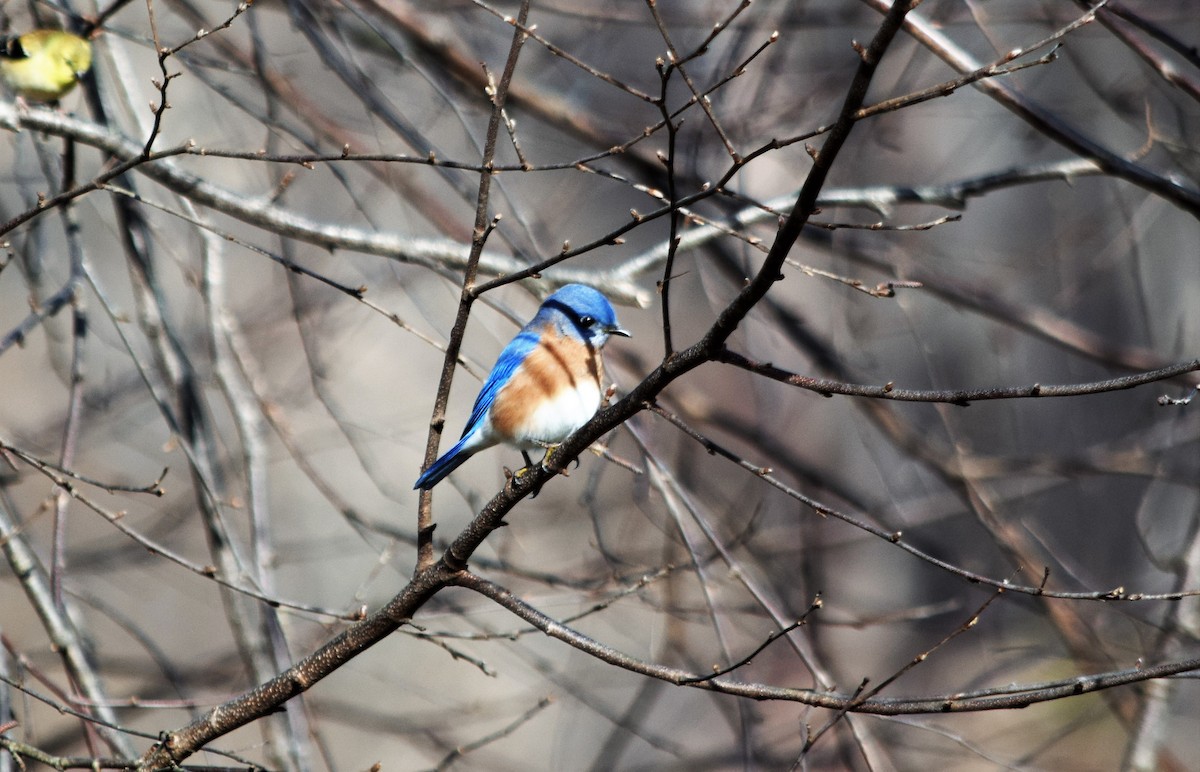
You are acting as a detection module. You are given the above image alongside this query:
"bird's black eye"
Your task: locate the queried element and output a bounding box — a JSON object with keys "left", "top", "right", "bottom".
{"left": 2, "top": 37, "right": 27, "bottom": 58}
{"left": 579, "top": 315, "right": 596, "bottom": 328}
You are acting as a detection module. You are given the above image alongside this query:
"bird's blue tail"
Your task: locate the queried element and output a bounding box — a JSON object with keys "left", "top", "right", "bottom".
{"left": 414, "top": 437, "right": 471, "bottom": 490}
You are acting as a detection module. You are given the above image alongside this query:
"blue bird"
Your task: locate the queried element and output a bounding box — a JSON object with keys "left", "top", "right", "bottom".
{"left": 415, "top": 284, "right": 630, "bottom": 490}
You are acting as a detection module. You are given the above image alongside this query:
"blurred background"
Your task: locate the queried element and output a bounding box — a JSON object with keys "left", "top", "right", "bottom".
{"left": 1, "top": 0, "right": 1198, "bottom": 769}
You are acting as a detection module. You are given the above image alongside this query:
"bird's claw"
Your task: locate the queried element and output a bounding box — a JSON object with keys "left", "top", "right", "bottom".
{"left": 507, "top": 462, "right": 544, "bottom": 498}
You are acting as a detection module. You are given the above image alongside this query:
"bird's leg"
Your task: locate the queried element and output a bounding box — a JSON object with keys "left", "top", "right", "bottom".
{"left": 510, "top": 451, "right": 536, "bottom": 479}
{"left": 506, "top": 451, "right": 547, "bottom": 498}
{"left": 510, "top": 451, "right": 550, "bottom": 498}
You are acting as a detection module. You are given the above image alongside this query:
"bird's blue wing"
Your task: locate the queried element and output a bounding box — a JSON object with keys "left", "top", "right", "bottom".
{"left": 414, "top": 326, "right": 541, "bottom": 490}
{"left": 460, "top": 327, "right": 539, "bottom": 439}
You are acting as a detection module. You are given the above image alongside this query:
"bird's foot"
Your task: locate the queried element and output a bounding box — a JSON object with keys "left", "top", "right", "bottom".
{"left": 509, "top": 455, "right": 545, "bottom": 498}
{"left": 535, "top": 444, "right": 581, "bottom": 477}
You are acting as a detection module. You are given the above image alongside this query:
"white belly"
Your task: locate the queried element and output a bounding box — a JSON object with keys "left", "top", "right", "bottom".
{"left": 508, "top": 381, "right": 602, "bottom": 448}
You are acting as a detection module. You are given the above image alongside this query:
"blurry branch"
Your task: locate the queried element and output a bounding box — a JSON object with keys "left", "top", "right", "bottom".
{"left": 64, "top": 30, "right": 309, "bottom": 745}
{"left": 841, "top": 409, "right": 1198, "bottom": 486}
{"left": 82, "top": 2, "right": 133, "bottom": 35}
{"left": 112, "top": 141, "right": 312, "bottom": 769}
{"left": 0, "top": 280, "right": 80, "bottom": 356}
{"left": 65, "top": 587, "right": 195, "bottom": 709}
{"left": 0, "top": 441, "right": 363, "bottom": 620}
{"left": 0, "top": 106, "right": 648, "bottom": 304}
{"left": 815, "top": 158, "right": 1105, "bottom": 214}
{"left": 194, "top": 3, "right": 776, "bottom": 182}
{"left": 0, "top": 736, "right": 136, "bottom": 772}
{"left": 430, "top": 696, "right": 553, "bottom": 772}
{"left": 1103, "top": 2, "right": 1200, "bottom": 69}
{"left": 631, "top": 428, "right": 831, "bottom": 688}
{"left": 678, "top": 598, "right": 822, "bottom": 684}
{"left": 0, "top": 126, "right": 188, "bottom": 245}
{"left": 647, "top": 402, "right": 1200, "bottom": 602}
{"left": 862, "top": 0, "right": 1200, "bottom": 217}
{"left": 808, "top": 213, "right": 960, "bottom": 232}
{"left": 183, "top": 146, "right": 613, "bottom": 172}
{"left": 801, "top": 588, "right": 1007, "bottom": 757}
{"left": 101, "top": 182, "right": 476, "bottom": 364}
{"left": 283, "top": 0, "right": 486, "bottom": 216}
{"left": 114, "top": 16, "right": 1050, "bottom": 199}
{"left": 0, "top": 667, "right": 261, "bottom": 769}
{"left": 0, "top": 734, "right": 262, "bottom": 772}
{"left": 170, "top": 0, "right": 469, "bottom": 238}
{"left": 457, "top": 572, "right": 1200, "bottom": 713}
{"left": 1079, "top": 0, "right": 1200, "bottom": 103}
{"left": 0, "top": 148, "right": 1113, "bottom": 373}
{"left": 631, "top": 176, "right": 1181, "bottom": 373}
{"left": 876, "top": 395, "right": 1161, "bottom": 744}
{"left": 611, "top": 158, "right": 1105, "bottom": 285}
{"left": 366, "top": 0, "right": 717, "bottom": 198}
{"left": 828, "top": 235, "right": 1178, "bottom": 373}
{"left": 406, "top": 566, "right": 675, "bottom": 642}
{"left": 469, "top": 16, "right": 1057, "bottom": 296}
{"left": 0, "top": 499, "right": 137, "bottom": 757}
{"left": 754, "top": 17, "right": 1076, "bottom": 157}
{"left": 137, "top": 560, "right": 457, "bottom": 768}
{"left": 0, "top": 440, "right": 165, "bottom": 495}
{"left": 715, "top": 350, "right": 1200, "bottom": 404}
{"left": 1123, "top": 497, "right": 1200, "bottom": 770}
{"left": 854, "top": 367, "right": 1197, "bottom": 747}
{"left": 638, "top": 438, "right": 836, "bottom": 762}
{"left": 200, "top": 210, "right": 315, "bottom": 769}
{"left": 473, "top": 0, "right": 656, "bottom": 103}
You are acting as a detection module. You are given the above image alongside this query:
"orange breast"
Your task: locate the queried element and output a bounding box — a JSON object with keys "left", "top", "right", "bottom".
{"left": 490, "top": 327, "right": 602, "bottom": 445}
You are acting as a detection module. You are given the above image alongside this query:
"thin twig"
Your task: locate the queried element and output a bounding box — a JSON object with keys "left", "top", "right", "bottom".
{"left": 416, "top": 0, "right": 533, "bottom": 570}
{"left": 716, "top": 349, "right": 1200, "bottom": 405}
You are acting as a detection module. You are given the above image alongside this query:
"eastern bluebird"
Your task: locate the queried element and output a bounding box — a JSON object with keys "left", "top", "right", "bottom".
{"left": 414, "top": 284, "right": 630, "bottom": 490}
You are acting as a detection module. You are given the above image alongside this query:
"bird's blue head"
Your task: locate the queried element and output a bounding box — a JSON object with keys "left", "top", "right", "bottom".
{"left": 538, "top": 284, "right": 630, "bottom": 347}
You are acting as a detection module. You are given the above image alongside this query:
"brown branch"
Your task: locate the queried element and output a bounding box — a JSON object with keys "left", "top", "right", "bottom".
{"left": 716, "top": 350, "right": 1200, "bottom": 405}
{"left": 454, "top": 572, "right": 1200, "bottom": 714}
{"left": 135, "top": 563, "right": 455, "bottom": 768}
{"left": 860, "top": 0, "right": 1200, "bottom": 217}
{"left": 415, "top": 0, "right": 533, "bottom": 570}
{"left": 1079, "top": 0, "right": 1200, "bottom": 103}
{"left": 646, "top": 402, "right": 1200, "bottom": 603}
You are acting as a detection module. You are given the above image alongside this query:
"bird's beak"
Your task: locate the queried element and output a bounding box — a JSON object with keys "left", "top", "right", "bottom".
{"left": 608, "top": 327, "right": 631, "bottom": 338}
